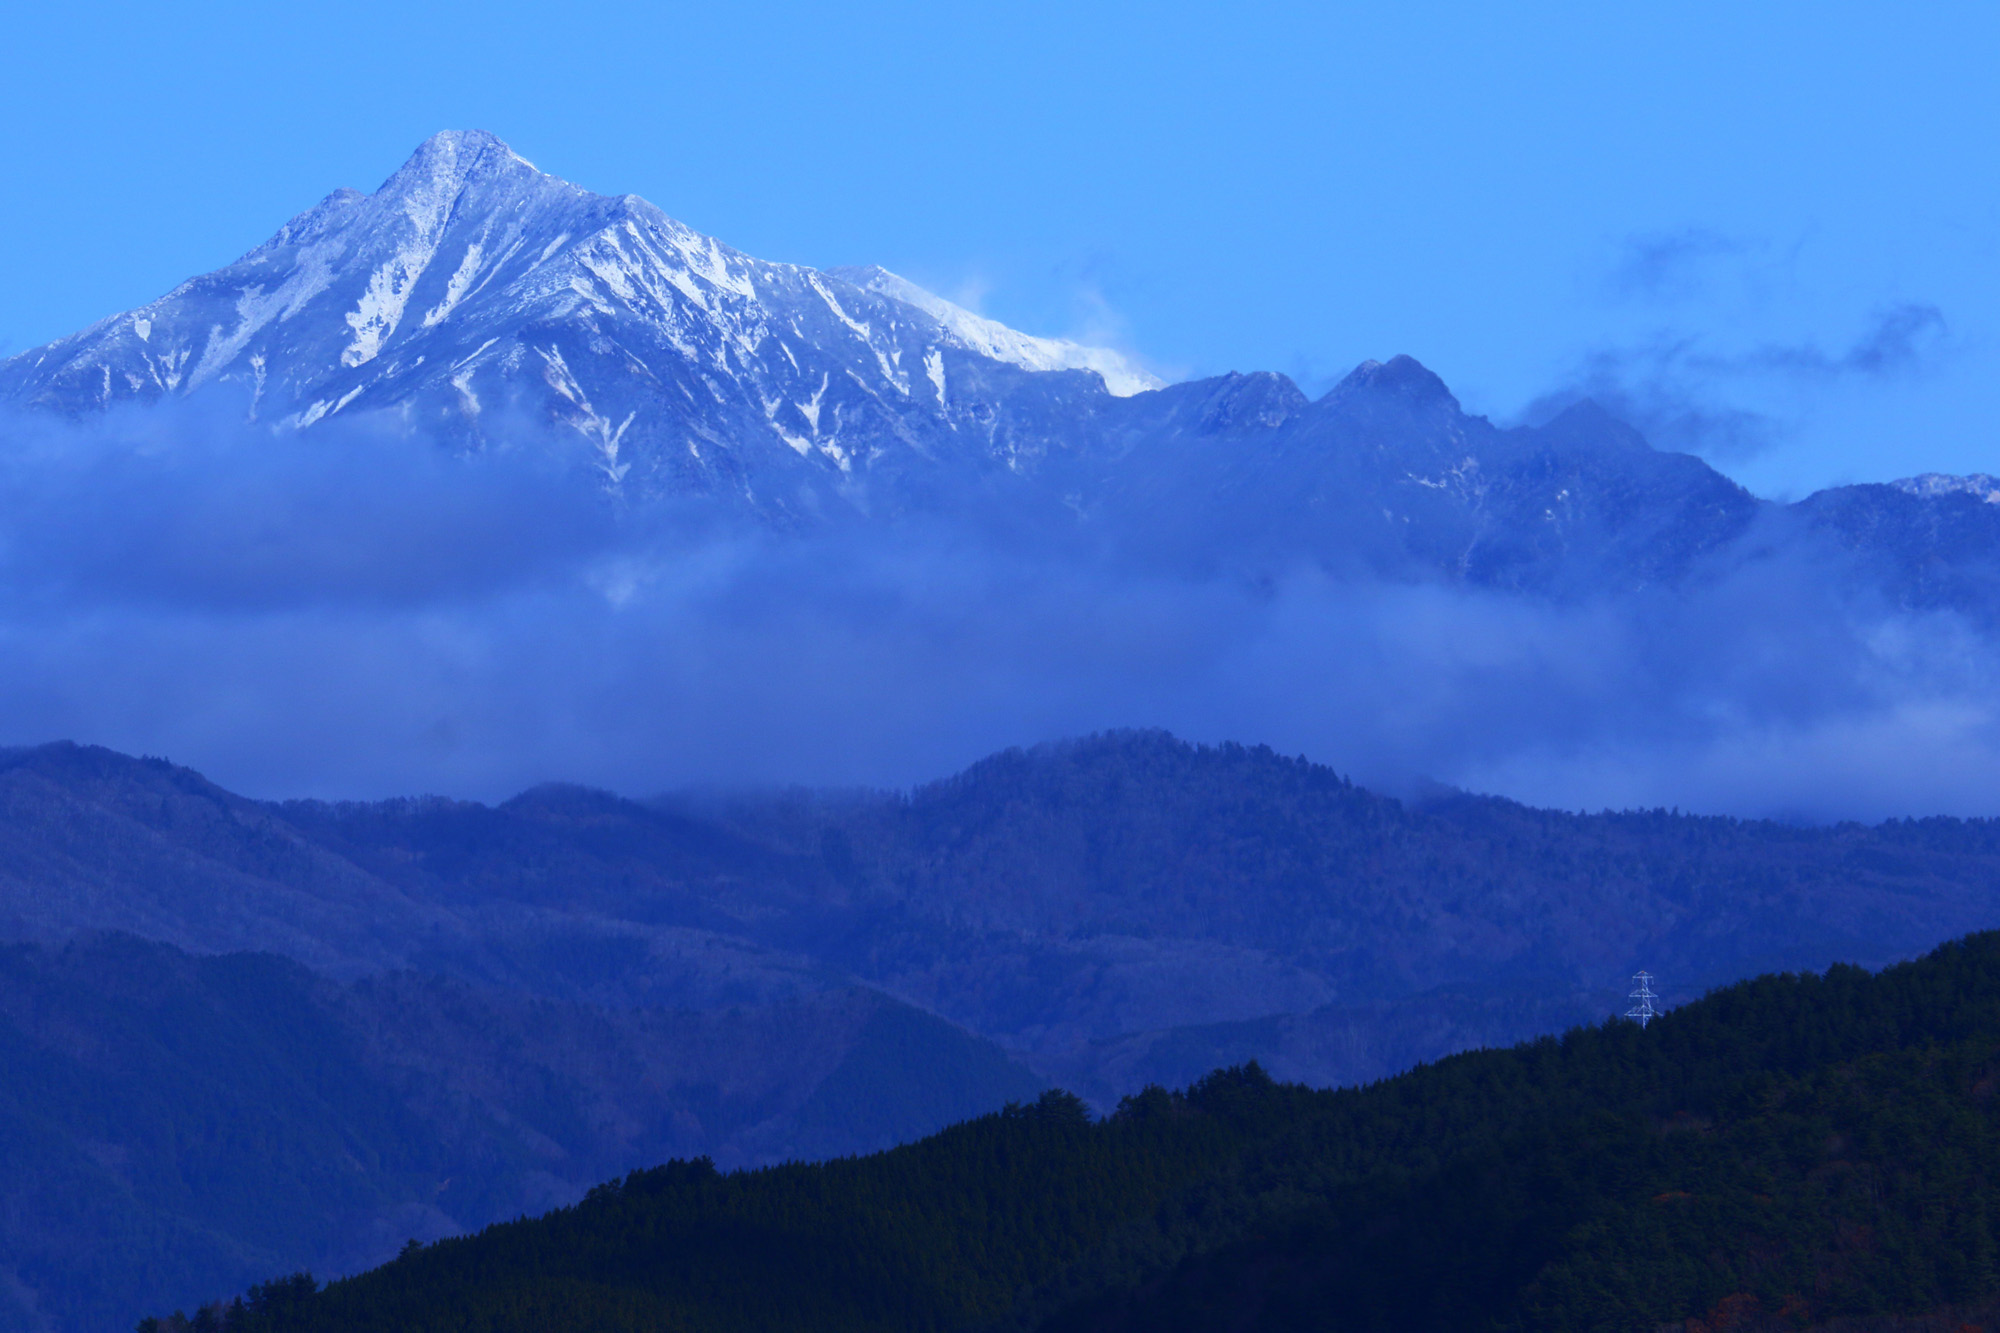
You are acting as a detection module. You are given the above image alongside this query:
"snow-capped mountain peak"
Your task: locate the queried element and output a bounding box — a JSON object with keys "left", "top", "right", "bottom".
{"left": 1, "top": 130, "right": 1163, "bottom": 510}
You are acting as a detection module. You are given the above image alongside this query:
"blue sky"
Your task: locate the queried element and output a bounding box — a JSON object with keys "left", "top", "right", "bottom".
{"left": 4, "top": 0, "right": 1996, "bottom": 497}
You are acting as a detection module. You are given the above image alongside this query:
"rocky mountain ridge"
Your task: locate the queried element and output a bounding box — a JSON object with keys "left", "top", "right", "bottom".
{"left": 0, "top": 130, "right": 1156, "bottom": 521}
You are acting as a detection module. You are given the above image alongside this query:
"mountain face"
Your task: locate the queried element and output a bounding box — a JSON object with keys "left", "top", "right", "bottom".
{"left": 0, "top": 130, "right": 1156, "bottom": 520}
{"left": 1796, "top": 473, "right": 2000, "bottom": 616}
{"left": 1063, "top": 365, "right": 1770, "bottom": 594}
{"left": 4, "top": 130, "right": 1995, "bottom": 606}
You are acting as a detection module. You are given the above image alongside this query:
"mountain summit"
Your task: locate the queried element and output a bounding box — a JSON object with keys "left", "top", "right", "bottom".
{"left": 0, "top": 130, "right": 1160, "bottom": 512}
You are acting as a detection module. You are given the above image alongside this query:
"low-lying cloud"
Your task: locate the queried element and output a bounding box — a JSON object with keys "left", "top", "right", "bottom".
{"left": 1, "top": 399, "right": 1997, "bottom": 822}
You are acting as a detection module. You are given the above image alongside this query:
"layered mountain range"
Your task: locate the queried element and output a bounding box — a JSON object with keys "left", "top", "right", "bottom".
{"left": 8, "top": 732, "right": 2000, "bottom": 1329}
{"left": 3, "top": 130, "right": 1996, "bottom": 609}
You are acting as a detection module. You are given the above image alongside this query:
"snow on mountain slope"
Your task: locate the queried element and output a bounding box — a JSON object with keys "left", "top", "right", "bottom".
{"left": 833, "top": 266, "right": 1161, "bottom": 398}
{"left": 1893, "top": 473, "right": 2000, "bottom": 504}
{"left": 0, "top": 131, "right": 1161, "bottom": 513}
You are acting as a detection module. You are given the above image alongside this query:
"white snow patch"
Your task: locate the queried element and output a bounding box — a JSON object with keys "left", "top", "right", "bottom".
{"left": 848, "top": 268, "right": 1164, "bottom": 397}
{"left": 797, "top": 373, "right": 829, "bottom": 433}
{"left": 185, "top": 241, "right": 343, "bottom": 388}
{"left": 344, "top": 233, "right": 442, "bottom": 367}
{"left": 148, "top": 344, "right": 190, "bottom": 394}
{"left": 800, "top": 274, "right": 911, "bottom": 394}
{"left": 662, "top": 222, "right": 755, "bottom": 299}
{"left": 452, "top": 337, "right": 499, "bottom": 369}
{"left": 538, "top": 344, "right": 632, "bottom": 484}
{"left": 1893, "top": 473, "right": 2000, "bottom": 504}
{"left": 807, "top": 273, "right": 872, "bottom": 341}
{"left": 451, "top": 366, "right": 481, "bottom": 415}
{"left": 924, "top": 348, "right": 945, "bottom": 405}
{"left": 421, "top": 241, "right": 486, "bottom": 327}
{"left": 632, "top": 232, "right": 720, "bottom": 310}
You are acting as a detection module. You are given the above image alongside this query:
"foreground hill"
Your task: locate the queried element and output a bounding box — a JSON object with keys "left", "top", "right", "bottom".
{"left": 158, "top": 932, "right": 2000, "bottom": 1332}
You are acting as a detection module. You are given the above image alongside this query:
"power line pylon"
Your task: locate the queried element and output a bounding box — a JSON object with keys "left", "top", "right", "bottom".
{"left": 1626, "top": 970, "right": 1658, "bottom": 1029}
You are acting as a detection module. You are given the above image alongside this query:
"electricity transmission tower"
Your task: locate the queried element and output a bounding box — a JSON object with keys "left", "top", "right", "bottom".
{"left": 1625, "top": 971, "right": 1659, "bottom": 1028}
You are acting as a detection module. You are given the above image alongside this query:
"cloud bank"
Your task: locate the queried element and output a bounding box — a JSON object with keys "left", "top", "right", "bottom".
{"left": 1, "top": 398, "right": 1997, "bottom": 821}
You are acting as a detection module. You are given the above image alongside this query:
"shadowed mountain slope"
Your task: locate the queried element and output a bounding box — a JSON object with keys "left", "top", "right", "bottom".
{"left": 0, "top": 934, "right": 1042, "bottom": 1333}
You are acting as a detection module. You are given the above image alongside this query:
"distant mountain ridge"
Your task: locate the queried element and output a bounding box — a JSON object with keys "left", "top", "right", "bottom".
{"left": 3, "top": 131, "right": 1996, "bottom": 608}
{"left": 10, "top": 731, "right": 2000, "bottom": 1096}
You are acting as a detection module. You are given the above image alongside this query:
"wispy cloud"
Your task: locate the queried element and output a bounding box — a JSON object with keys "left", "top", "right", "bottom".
{"left": 1745, "top": 302, "right": 1947, "bottom": 379}
{"left": 946, "top": 273, "right": 992, "bottom": 315}
{"left": 1606, "top": 227, "right": 1747, "bottom": 302}
{"left": 1528, "top": 303, "right": 1951, "bottom": 460}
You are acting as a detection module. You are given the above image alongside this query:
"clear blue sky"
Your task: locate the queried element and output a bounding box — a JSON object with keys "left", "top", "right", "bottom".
{"left": 4, "top": 0, "right": 1996, "bottom": 497}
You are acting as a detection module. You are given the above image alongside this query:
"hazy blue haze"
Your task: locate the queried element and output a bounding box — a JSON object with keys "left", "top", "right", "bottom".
{"left": 3, "top": 1, "right": 1995, "bottom": 498}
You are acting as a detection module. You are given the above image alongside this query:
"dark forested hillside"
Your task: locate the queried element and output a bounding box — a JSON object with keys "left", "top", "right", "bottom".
{"left": 698, "top": 730, "right": 2000, "bottom": 1092}
{"left": 159, "top": 933, "right": 2000, "bottom": 1333}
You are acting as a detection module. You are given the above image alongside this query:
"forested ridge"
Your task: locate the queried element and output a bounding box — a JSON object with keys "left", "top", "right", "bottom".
{"left": 16, "top": 731, "right": 2000, "bottom": 1102}
{"left": 151, "top": 932, "right": 2000, "bottom": 1333}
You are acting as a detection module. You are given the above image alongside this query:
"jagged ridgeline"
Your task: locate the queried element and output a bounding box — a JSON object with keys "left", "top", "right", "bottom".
{"left": 150, "top": 934, "right": 2000, "bottom": 1333}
